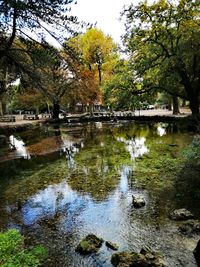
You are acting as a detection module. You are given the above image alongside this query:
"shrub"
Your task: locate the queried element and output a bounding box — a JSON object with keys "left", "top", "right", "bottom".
{"left": 183, "top": 135, "right": 200, "bottom": 169}
{"left": 0, "top": 229, "right": 48, "bottom": 267}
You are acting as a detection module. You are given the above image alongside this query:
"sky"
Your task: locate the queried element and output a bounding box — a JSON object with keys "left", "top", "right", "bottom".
{"left": 70, "top": 0, "right": 134, "bottom": 44}
{"left": 44, "top": 0, "right": 140, "bottom": 48}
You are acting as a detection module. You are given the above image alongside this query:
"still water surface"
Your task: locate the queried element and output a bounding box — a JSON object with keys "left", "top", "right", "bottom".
{"left": 0, "top": 122, "right": 198, "bottom": 266}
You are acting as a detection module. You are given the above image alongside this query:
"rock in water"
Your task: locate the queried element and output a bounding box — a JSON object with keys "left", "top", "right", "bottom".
{"left": 105, "top": 241, "right": 119, "bottom": 250}
{"left": 170, "top": 208, "right": 194, "bottom": 220}
{"left": 179, "top": 220, "right": 200, "bottom": 235}
{"left": 111, "top": 249, "right": 165, "bottom": 267}
{"left": 132, "top": 195, "right": 146, "bottom": 208}
{"left": 194, "top": 240, "right": 200, "bottom": 266}
{"left": 75, "top": 234, "right": 103, "bottom": 254}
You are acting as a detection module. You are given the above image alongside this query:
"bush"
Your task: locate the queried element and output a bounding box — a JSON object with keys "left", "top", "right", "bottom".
{"left": 0, "top": 229, "right": 48, "bottom": 267}
{"left": 183, "top": 135, "right": 200, "bottom": 168}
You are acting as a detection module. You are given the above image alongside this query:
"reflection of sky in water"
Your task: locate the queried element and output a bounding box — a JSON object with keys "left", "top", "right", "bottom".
{"left": 117, "top": 137, "right": 148, "bottom": 160}
{"left": 9, "top": 135, "right": 30, "bottom": 159}
{"left": 119, "top": 166, "right": 132, "bottom": 193}
{"left": 157, "top": 125, "right": 166, "bottom": 136}
{"left": 22, "top": 182, "right": 79, "bottom": 225}
{"left": 21, "top": 165, "right": 134, "bottom": 233}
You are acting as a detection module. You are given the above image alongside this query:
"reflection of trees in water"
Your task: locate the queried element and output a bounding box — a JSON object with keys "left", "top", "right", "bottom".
{"left": 67, "top": 134, "right": 132, "bottom": 201}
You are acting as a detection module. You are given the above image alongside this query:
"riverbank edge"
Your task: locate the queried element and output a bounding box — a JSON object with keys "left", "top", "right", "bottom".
{"left": 0, "top": 114, "right": 198, "bottom": 134}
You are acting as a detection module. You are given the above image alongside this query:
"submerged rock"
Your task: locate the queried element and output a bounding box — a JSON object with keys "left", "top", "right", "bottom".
{"left": 170, "top": 208, "right": 194, "bottom": 220}
{"left": 75, "top": 234, "right": 103, "bottom": 254}
{"left": 179, "top": 220, "right": 200, "bottom": 235}
{"left": 111, "top": 249, "right": 165, "bottom": 267}
{"left": 105, "top": 241, "right": 119, "bottom": 251}
{"left": 132, "top": 195, "right": 146, "bottom": 208}
{"left": 194, "top": 239, "right": 200, "bottom": 266}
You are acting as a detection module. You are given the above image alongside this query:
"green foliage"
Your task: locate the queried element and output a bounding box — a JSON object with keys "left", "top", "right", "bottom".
{"left": 122, "top": 0, "right": 200, "bottom": 115}
{"left": 67, "top": 28, "right": 119, "bottom": 84}
{"left": 183, "top": 136, "right": 200, "bottom": 167}
{"left": 0, "top": 0, "right": 80, "bottom": 116}
{"left": 0, "top": 229, "right": 48, "bottom": 267}
{"left": 175, "top": 136, "right": 200, "bottom": 203}
{"left": 103, "top": 59, "right": 156, "bottom": 110}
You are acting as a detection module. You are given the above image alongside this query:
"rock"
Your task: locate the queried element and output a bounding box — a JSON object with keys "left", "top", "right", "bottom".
{"left": 132, "top": 195, "right": 146, "bottom": 208}
{"left": 194, "top": 239, "right": 200, "bottom": 266}
{"left": 75, "top": 234, "right": 104, "bottom": 254}
{"left": 170, "top": 208, "right": 194, "bottom": 220}
{"left": 105, "top": 241, "right": 119, "bottom": 250}
{"left": 179, "top": 220, "right": 200, "bottom": 235}
{"left": 111, "top": 251, "right": 143, "bottom": 267}
{"left": 111, "top": 249, "right": 165, "bottom": 267}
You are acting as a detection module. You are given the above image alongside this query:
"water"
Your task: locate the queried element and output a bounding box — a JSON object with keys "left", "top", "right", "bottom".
{"left": 0, "top": 121, "right": 198, "bottom": 266}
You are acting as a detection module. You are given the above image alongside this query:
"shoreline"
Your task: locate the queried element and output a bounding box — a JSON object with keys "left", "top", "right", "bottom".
{"left": 0, "top": 108, "right": 194, "bottom": 134}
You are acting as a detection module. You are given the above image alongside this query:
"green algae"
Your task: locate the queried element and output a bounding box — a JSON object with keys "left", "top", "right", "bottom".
{"left": 3, "top": 159, "right": 68, "bottom": 204}
{"left": 132, "top": 133, "right": 192, "bottom": 192}
{"left": 75, "top": 234, "right": 104, "bottom": 254}
{"left": 67, "top": 135, "right": 133, "bottom": 200}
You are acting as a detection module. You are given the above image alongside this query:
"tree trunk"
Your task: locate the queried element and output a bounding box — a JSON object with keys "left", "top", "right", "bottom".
{"left": 52, "top": 100, "right": 60, "bottom": 119}
{"left": 179, "top": 69, "right": 199, "bottom": 117}
{"left": 172, "top": 96, "right": 180, "bottom": 115}
{"left": 98, "top": 64, "right": 102, "bottom": 85}
{"left": 189, "top": 93, "right": 199, "bottom": 117}
{"left": 0, "top": 97, "right": 3, "bottom": 116}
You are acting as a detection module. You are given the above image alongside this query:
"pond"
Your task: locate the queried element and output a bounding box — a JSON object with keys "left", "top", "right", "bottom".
{"left": 0, "top": 121, "right": 199, "bottom": 267}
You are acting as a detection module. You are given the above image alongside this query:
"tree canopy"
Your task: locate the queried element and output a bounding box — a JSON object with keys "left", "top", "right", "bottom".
{"left": 0, "top": 0, "right": 79, "bottom": 116}
{"left": 67, "top": 28, "right": 118, "bottom": 85}
{"left": 122, "top": 0, "right": 200, "bottom": 116}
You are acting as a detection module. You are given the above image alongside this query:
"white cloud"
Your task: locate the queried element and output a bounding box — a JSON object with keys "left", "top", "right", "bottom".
{"left": 71, "top": 0, "right": 135, "bottom": 44}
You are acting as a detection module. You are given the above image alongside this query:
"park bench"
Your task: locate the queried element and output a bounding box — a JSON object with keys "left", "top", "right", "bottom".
{"left": 41, "top": 113, "right": 51, "bottom": 119}
{"left": 0, "top": 116, "right": 16, "bottom": 122}
{"left": 23, "top": 114, "right": 39, "bottom": 120}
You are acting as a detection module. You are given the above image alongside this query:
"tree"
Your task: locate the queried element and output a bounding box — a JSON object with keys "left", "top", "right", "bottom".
{"left": 12, "top": 88, "right": 47, "bottom": 114}
{"left": 0, "top": 0, "right": 77, "bottom": 50}
{"left": 122, "top": 0, "right": 200, "bottom": 117}
{"left": 103, "top": 60, "right": 156, "bottom": 110}
{"left": 19, "top": 41, "right": 101, "bottom": 118}
{"left": 0, "top": 0, "right": 78, "bottom": 115}
{"left": 0, "top": 38, "right": 30, "bottom": 115}
{"left": 68, "top": 28, "right": 118, "bottom": 85}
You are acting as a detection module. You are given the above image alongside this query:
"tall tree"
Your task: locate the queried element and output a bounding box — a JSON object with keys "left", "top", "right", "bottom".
{"left": 122, "top": 0, "right": 200, "bottom": 117}
{"left": 68, "top": 28, "right": 118, "bottom": 85}
{"left": 0, "top": 0, "right": 78, "bottom": 115}
{"left": 19, "top": 41, "right": 101, "bottom": 118}
{"left": 103, "top": 60, "right": 156, "bottom": 110}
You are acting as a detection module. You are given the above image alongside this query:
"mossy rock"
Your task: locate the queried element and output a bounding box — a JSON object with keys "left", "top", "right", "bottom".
{"left": 179, "top": 220, "right": 200, "bottom": 235}
{"left": 132, "top": 195, "right": 146, "bottom": 208}
{"left": 170, "top": 208, "right": 194, "bottom": 221}
{"left": 75, "top": 234, "right": 104, "bottom": 254}
{"left": 111, "top": 249, "right": 165, "bottom": 267}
